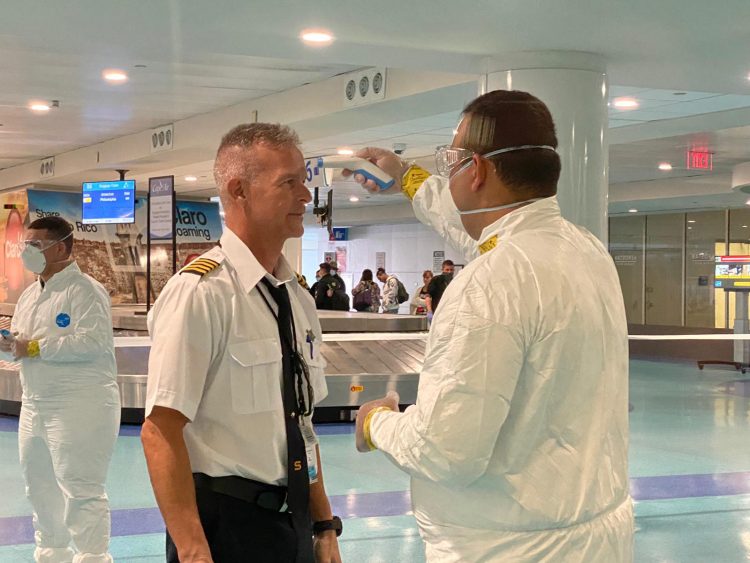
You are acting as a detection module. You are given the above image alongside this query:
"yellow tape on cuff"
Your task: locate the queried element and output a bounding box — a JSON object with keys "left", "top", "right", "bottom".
{"left": 363, "top": 406, "right": 394, "bottom": 451}
{"left": 27, "top": 340, "right": 40, "bottom": 358}
{"left": 401, "top": 166, "right": 431, "bottom": 201}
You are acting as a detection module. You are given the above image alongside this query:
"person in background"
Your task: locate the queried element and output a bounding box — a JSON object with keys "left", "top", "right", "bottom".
{"left": 425, "top": 260, "right": 455, "bottom": 319}
{"left": 352, "top": 269, "right": 382, "bottom": 313}
{"left": 0, "top": 216, "right": 120, "bottom": 563}
{"left": 410, "top": 269, "right": 433, "bottom": 315}
{"left": 314, "top": 262, "right": 348, "bottom": 311}
{"left": 376, "top": 267, "right": 400, "bottom": 314}
{"left": 328, "top": 261, "right": 346, "bottom": 293}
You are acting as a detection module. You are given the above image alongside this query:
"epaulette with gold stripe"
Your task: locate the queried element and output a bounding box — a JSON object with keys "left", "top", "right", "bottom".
{"left": 180, "top": 258, "right": 220, "bottom": 276}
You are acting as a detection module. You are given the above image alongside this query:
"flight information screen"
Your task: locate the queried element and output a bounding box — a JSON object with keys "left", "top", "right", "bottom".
{"left": 82, "top": 180, "right": 135, "bottom": 224}
{"left": 714, "top": 256, "right": 750, "bottom": 289}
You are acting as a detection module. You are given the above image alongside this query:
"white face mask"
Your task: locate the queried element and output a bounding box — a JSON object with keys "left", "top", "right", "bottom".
{"left": 21, "top": 245, "right": 47, "bottom": 274}
{"left": 21, "top": 232, "right": 73, "bottom": 274}
{"left": 447, "top": 144, "right": 555, "bottom": 216}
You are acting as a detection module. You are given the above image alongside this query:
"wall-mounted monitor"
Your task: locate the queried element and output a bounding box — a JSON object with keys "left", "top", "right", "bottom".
{"left": 82, "top": 180, "right": 136, "bottom": 224}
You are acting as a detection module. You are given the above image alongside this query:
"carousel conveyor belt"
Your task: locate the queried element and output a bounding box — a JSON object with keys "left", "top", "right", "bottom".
{"left": 0, "top": 332, "right": 428, "bottom": 419}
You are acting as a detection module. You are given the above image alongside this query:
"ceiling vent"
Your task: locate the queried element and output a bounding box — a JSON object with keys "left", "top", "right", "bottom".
{"left": 342, "top": 68, "right": 387, "bottom": 108}
{"left": 150, "top": 124, "right": 174, "bottom": 153}
{"left": 39, "top": 156, "right": 55, "bottom": 178}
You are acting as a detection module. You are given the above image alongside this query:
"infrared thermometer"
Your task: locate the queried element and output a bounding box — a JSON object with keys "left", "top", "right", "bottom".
{"left": 317, "top": 156, "right": 395, "bottom": 191}
{"left": 0, "top": 329, "right": 14, "bottom": 342}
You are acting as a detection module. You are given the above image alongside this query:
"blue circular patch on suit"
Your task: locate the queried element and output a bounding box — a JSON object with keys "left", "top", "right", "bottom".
{"left": 56, "top": 313, "right": 70, "bottom": 328}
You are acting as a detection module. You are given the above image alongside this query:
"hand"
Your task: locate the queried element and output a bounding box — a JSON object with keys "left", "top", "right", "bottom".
{"left": 314, "top": 531, "right": 342, "bottom": 563}
{"left": 341, "top": 147, "right": 408, "bottom": 195}
{"left": 12, "top": 338, "right": 30, "bottom": 360}
{"left": 355, "top": 391, "right": 400, "bottom": 452}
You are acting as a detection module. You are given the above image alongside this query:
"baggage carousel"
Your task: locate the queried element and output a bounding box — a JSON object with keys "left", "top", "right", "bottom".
{"left": 0, "top": 309, "right": 428, "bottom": 422}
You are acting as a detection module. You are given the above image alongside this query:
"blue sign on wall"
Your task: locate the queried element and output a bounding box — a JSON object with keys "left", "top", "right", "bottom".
{"left": 331, "top": 227, "right": 349, "bottom": 241}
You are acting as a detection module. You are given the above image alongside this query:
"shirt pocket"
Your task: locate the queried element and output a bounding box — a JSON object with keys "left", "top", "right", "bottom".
{"left": 228, "top": 338, "right": 283, "bottom": 414}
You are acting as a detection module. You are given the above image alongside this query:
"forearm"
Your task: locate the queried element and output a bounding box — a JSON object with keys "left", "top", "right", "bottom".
{"left": 141, "top": 419, "right": 210, "bottom": 558}
{"left": 425, "top": 296, "right": 433, "bottom": 313}
{"left": 309, "top": 446, "right": 334, "bottom": 522}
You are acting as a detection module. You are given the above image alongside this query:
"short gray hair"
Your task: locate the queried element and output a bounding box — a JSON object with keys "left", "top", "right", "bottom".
{"left": 213, "top": 123, "right": 300, "bottom": 194}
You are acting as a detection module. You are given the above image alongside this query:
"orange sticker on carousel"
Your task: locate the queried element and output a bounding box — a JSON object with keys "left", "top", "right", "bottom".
{"left": 350, "top": 385, "right": 364, "bottom": 392}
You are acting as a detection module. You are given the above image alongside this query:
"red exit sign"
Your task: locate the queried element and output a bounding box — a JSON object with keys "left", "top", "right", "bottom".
{"left": 686, "top": 150, "right": 713, "bottom": 170}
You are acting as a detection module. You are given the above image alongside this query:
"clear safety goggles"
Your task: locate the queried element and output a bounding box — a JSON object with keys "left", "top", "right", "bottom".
{"left": 434, "top": 144, "right": 557, "bottom": 178}
{"left": 23, "top": 231, "right": 72, "bottom": 251}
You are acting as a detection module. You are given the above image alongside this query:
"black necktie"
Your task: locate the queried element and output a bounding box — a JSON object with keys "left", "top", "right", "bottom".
{"left": 259, "top": 279, "right": 313, "bottom": 561}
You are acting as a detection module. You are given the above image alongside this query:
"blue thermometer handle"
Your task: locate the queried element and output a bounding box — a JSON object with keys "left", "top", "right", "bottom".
{"left": 317, "top": 156, "right": 395, "bottom": 191}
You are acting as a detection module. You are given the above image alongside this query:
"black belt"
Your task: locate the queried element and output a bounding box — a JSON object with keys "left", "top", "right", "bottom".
{"left": 193, "top": 473, "right": 289, "bottom": 512}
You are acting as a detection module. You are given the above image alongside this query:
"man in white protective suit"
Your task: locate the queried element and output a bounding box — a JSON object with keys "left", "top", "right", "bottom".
{"left": 349, "top": 90, "right": 634, "bottom": 562}
{"left": 0, "top": 216, "right": 120, "bottom": 563}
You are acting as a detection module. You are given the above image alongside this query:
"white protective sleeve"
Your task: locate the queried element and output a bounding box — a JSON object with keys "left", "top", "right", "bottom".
{"left": 370, "top": 272, "right": 527, "bottom": 486}
{"left": 37, "top": 284, "right": 114, "bottom": 362}
{"left": 412, "top": 175, "right": 479, "bottom": 262}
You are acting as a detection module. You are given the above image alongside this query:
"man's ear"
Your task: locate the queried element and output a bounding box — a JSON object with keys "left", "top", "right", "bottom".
{"left": 226, "top": 178, "right": 245, "bottom": 201}
{"left": 470, "top": 155, "right": 490, "bottom": 193}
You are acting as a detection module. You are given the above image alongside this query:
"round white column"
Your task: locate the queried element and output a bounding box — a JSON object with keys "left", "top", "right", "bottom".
{"left": 480, "top": 52, "right": 609, "bottom": 242}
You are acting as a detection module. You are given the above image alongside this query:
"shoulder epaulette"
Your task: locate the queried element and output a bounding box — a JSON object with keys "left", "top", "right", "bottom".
{"left": 180, "top": 248, "right": 224, "bottom": 277}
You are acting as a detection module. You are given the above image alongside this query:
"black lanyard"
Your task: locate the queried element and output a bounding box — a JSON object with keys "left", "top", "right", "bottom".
{"left": 257, "top": 279, "right": 314, "bottom": 417}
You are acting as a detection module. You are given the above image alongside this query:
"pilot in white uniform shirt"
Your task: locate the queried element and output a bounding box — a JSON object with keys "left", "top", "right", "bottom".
{"left": 146, "top": 227, "right": 328, "bottom": 484}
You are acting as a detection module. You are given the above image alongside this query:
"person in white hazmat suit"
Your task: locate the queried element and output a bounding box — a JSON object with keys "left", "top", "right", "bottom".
{"left": 349, "top": 90, "right": 633, "bottom": 562}
{"left": 0, "top": 216, "right": 120, "bottom": 563}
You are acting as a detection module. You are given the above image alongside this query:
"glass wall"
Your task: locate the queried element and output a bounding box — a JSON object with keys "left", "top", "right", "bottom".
{"left": 609, "top": 216, "right": 645, "bottom": 324}
{"left": 685, "top": 211, "right": 726, "bottom": 328}
{"left": 608, "top": 208, "right": 745, "bottom": 329}
{"left": 644, "top": 214, "right": 684, "bottom": 326}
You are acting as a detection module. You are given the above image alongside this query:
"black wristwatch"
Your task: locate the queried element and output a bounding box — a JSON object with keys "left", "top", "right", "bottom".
{"left": 313, "top": 516, "right": 343, "bottom": 537}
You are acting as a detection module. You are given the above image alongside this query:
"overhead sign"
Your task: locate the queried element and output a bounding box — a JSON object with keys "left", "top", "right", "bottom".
{"left": 149, "top": 176, "right": 175, "bottom": 240}
{"left": 686, "top": 150, "right": 713, "bottom": 171}
{"left": 331, "top": 227, "right": 349, "bottom": 241}
{"left": 82, "top": 180, "right": 136, "bottom": 224}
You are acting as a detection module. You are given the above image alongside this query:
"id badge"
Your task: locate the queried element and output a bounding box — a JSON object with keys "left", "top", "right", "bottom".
{"left": 300, "top": 417, "right": 319, "bottom": 484}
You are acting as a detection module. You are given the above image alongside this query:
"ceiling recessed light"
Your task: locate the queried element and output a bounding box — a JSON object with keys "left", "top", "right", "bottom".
{"left": 102, "top": 69, "right": 128, "bottom": 83}
{"left": 628, "top": 209, "right": 638, "bottom": 213}
{"left": 300, "top": 29, "right": 334, "bottom": 45}
{"left": 29, "top": 102, "right": 50, "bottom": 113}
{"left": 613, "top": 97, "right": 639, "bottom": 110}
{"left": 688, "top": 220, "right": 696, "bottom": 223}
{"left": 658, "top": 162, "right": 673, "bottom": 171}
{"left": 745, "top": 199, "right": 750, "bottom": 206}
{"left": 184, "top": 175, "right": 198, "bottom": 182}
{"left": 688, "top": 226, "right": 693, "bottom": 230}
{"left": 349, "top": 196, "right": 359, "bottom": 203}
{"left": 337, "top": 148, "right": 354, "bottom": 156}
{"left": 743, "top": 225, "right": 748, "bottom": 228}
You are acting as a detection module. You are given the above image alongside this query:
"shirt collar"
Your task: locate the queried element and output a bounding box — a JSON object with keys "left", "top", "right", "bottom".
{"left": 220, "top": 228, "right": 295, "bottom": 293}
{"left": 477, "top": 196, "right": 561, "bottom": 252}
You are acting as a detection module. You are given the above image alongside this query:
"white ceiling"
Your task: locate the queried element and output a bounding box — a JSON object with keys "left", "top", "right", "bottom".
{"left": 2, "top": 0, "right": 750, "bottom": 217}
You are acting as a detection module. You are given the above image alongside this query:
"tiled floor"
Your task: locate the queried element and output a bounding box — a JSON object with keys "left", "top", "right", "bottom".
{"left": 1, "top": 358, "right": 750, "bottom": 561}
